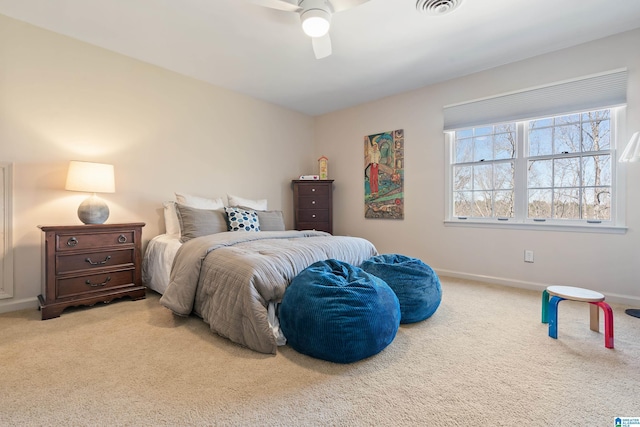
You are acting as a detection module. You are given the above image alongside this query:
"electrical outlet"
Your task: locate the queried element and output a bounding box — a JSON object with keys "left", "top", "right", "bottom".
{"left": 524, "top": 250, "right": 534, "bottom": 263}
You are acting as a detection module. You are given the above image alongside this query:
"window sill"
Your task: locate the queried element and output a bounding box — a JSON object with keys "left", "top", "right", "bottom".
{"left": 443, "top": 219, "right": 627, "bottom": 234}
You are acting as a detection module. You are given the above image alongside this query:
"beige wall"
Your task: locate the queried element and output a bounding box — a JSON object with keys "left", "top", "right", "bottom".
{"left": 2, "top": 14, "right": 639, "bottom": 313}
{"left": 316, "top": 29, "right": 640, "bottom": 305}
{"left": 0, "top": 15, "right": 315, "bottom": 311}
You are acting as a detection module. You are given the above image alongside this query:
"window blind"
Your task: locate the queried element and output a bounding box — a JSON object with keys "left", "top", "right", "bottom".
{"left": 443, "top": 69, "right": 627, "bottom": 131}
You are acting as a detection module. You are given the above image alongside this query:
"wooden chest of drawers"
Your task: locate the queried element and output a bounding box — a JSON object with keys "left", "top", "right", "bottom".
{"left": 38, "top": 223, "right": 145, "bottom": 320}
{"left": 292, "top": 180, "right": 334, "bottom": 234}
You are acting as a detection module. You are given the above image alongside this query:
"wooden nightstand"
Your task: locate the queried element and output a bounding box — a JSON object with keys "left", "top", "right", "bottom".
{"left": 38, "top": 223, "right": 146, "bottom": 320}
{"left": 292, "top": 180, "right": 334, "bottom": 234}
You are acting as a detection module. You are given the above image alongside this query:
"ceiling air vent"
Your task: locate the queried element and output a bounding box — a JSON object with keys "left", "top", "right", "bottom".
{"left": 416, "top": 0, "right": 463, "bottom": 15}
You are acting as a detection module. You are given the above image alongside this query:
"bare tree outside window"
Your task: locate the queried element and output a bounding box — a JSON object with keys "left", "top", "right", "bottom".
{"left": 452, "top": 108, "right": 612, "bottom": 223}
{"left": 528, "top": 109, "right": 611, "bottom": 221}
{"left": 453, "top": 124, "right": 515, "bottom": 218}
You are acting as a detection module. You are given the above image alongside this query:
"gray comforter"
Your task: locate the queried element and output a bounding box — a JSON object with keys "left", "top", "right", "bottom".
{"left": 159, "top": 230, "right": 378, "bottom": 354}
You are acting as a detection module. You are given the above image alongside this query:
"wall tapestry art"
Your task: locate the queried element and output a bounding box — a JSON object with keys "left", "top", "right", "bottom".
{"left": 364, "top": 129, "right": 404, "bottom": 219}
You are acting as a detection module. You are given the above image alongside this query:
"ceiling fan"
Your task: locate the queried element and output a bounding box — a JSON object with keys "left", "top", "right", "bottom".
{"left": 249, "top": 0, "right": 371, "bottom": 59}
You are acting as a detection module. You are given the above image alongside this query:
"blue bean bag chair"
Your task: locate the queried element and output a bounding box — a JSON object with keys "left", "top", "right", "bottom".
{"left": 361, "top": 254, "right": 441, "bottom": 324}
{"left": 280, "top": 259, "right": 400, "bottom": 364}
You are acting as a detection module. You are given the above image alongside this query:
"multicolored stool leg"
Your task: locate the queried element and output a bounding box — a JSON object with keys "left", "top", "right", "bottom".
{"left": 548, "top": 296, "right": 564, "bottom": 339}
{"left": 591, "top": 301, "right": 614, "bottom": 349}
{"left": 589, "top": 303, "right": 599, "bottom": 332}
{"left": 541, "top": 290, "right": 550, "bottom": 324}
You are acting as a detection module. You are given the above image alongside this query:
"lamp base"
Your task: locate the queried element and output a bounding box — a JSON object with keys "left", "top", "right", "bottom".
{"left": 78, "top": 194, "right": 110, "bottom": 224}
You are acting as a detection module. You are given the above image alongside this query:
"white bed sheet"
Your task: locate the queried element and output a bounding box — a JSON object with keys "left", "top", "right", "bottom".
{"left": 142, "top": 234, "right": 182, "bottom": 295}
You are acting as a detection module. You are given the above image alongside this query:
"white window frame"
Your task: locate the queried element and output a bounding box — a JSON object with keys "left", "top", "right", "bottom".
{"left": 443, "top": 70, "right": 628, "bottom": 234}
{"left": 450, "top": 123, "right": 518, "bottom": 220}
{"left": 444, "top": 107, "right": 627, "bottom": 234}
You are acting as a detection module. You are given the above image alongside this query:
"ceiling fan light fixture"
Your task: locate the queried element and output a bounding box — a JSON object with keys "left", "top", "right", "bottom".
{"left": 301, "top": 8, "right": 331, "bottom": 37}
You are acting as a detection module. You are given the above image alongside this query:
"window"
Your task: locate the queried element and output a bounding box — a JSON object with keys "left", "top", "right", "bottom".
{"left": 527, "top": 109, "right": 611, "bottom": 221}
{"left": 453, "top": 124, "right": 516, "bottom": 219}
{"left": 443, "top": 70, "right": 627, "bottom": 232}
{"left": 448, "top": 108, "right": 622, "bottom": 230}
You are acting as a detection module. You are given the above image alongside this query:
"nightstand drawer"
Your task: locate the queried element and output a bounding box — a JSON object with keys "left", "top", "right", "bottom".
{"left": 296, "top": 184, "right": 330, "bottom": 196}
{"left": 55, "top": 230, "right": 135, "bottom": 252}
{"left": 298, "top": 197, "right": 330, "bottom": 210}
{"left": 56, "top": 269, "right": 135, "bottom": 299}
{"left": 297, "top": 210, "right": 329, "bottom": 222}
{"left": 56, "top": 249, "right": 135, "bottom": 274}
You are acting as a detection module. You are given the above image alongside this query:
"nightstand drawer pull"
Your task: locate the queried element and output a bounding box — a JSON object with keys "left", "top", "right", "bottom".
{"left": 118, "top": 235, "right": 127, "bottom": 243}
{"left": 85, "top": 255, "right": 112, "bottom": 266}
{"left": 67, "top": 237, "right": 78, "bottom": 247}
{"left": 312, "top": 200, "right": 316, "bottom": 204}
{"left": 85, "top": 276, "right": 111, "bottom": 287}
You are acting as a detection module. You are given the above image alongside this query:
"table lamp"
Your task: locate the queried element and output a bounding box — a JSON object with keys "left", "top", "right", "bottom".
{"left": 65, "top": 161, "right": 115, "bottom": 224}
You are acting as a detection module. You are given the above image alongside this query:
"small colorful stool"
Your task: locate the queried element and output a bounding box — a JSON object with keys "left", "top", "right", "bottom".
{"left": 541, "top": 285, "right": 614, "bottom": 349}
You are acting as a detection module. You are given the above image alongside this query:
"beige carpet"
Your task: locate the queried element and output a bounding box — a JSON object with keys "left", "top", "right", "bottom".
{"left": 1, "top": 277, "right": 639, "bottom": 426}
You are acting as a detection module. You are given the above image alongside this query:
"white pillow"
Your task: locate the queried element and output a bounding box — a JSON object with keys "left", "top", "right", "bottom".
{"left": 227, "top": 194, "right": 268, "bottom": 210}
{"left": 175, "top": 192, "right": 225, "bottom": 210}
{"left": 163, "top": 201, "right": 181, "bottom": 236}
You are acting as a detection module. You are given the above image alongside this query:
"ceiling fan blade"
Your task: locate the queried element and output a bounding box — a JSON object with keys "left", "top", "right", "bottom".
{"left": 248, "top": 0, "right": 301, "bottom": 12}
{"left": 330, "top": 0, "right": 370, "bottom": 12}
{"left": 312, "top": 34, "right": 332, "bottom": 59}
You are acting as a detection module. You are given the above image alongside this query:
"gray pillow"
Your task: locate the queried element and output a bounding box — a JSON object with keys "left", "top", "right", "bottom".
{"left": 239, "top": 206, "right": 285, "bottom": 231}
{"left": 175, "top": 203, "right": 228, "bottom": 242}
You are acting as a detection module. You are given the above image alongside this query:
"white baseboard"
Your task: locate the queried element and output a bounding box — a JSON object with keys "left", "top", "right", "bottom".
{"left": 434, "top": 268, "right": 640, "bottom": 306}
{"left": 0, "top": 297, "right": 39, "bottom": 314}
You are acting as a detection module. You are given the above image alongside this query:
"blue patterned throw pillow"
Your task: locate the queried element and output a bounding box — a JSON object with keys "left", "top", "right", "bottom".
{"left": 224, "top": 206, "right": 260, "bottom": 232}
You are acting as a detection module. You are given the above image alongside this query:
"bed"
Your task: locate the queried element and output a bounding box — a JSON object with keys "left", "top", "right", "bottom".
{"left": 142, "top": 196, "right": 378, "bottom": 354}
{"left": 142, "top": 233, "right": 183, "bottom": 295}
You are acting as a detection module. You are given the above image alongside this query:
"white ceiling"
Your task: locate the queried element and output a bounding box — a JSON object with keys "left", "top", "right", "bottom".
{"left": 2, "top": 0, "right": 640, "bottom": 116}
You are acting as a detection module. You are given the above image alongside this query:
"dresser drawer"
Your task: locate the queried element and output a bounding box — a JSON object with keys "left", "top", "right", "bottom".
{"left": 56, "top": 269, "right": 135, "bottom": 299}
{"left": 297, "top": 222, "right": 331, "bottom": 233}
{"left": 297, "top": 210, "right": 329, "bottom": 222}
{"left": 296, "top": 184, "right": 330, "bottom": 197}
{"left": 55, "top": 230, "right": 135, "bottom": 252}
{"left": 56, "top": 248, "right": 135, "bottom": 275}
{"left": 298, "top": 196, "right": 330, "bottom": 210}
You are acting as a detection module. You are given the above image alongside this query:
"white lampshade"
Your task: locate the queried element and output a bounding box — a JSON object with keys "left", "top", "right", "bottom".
{"left": 301, "top": 8, "right": 331, "bottom": 38}
{"left": 619, "top": 131, "right": 640, "bottom": 163}
{"left": 65, "top": 161, "right": 115, "bottom": 224}
{"left": 65, "top": 161, "right": 115, "bottom": 193}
